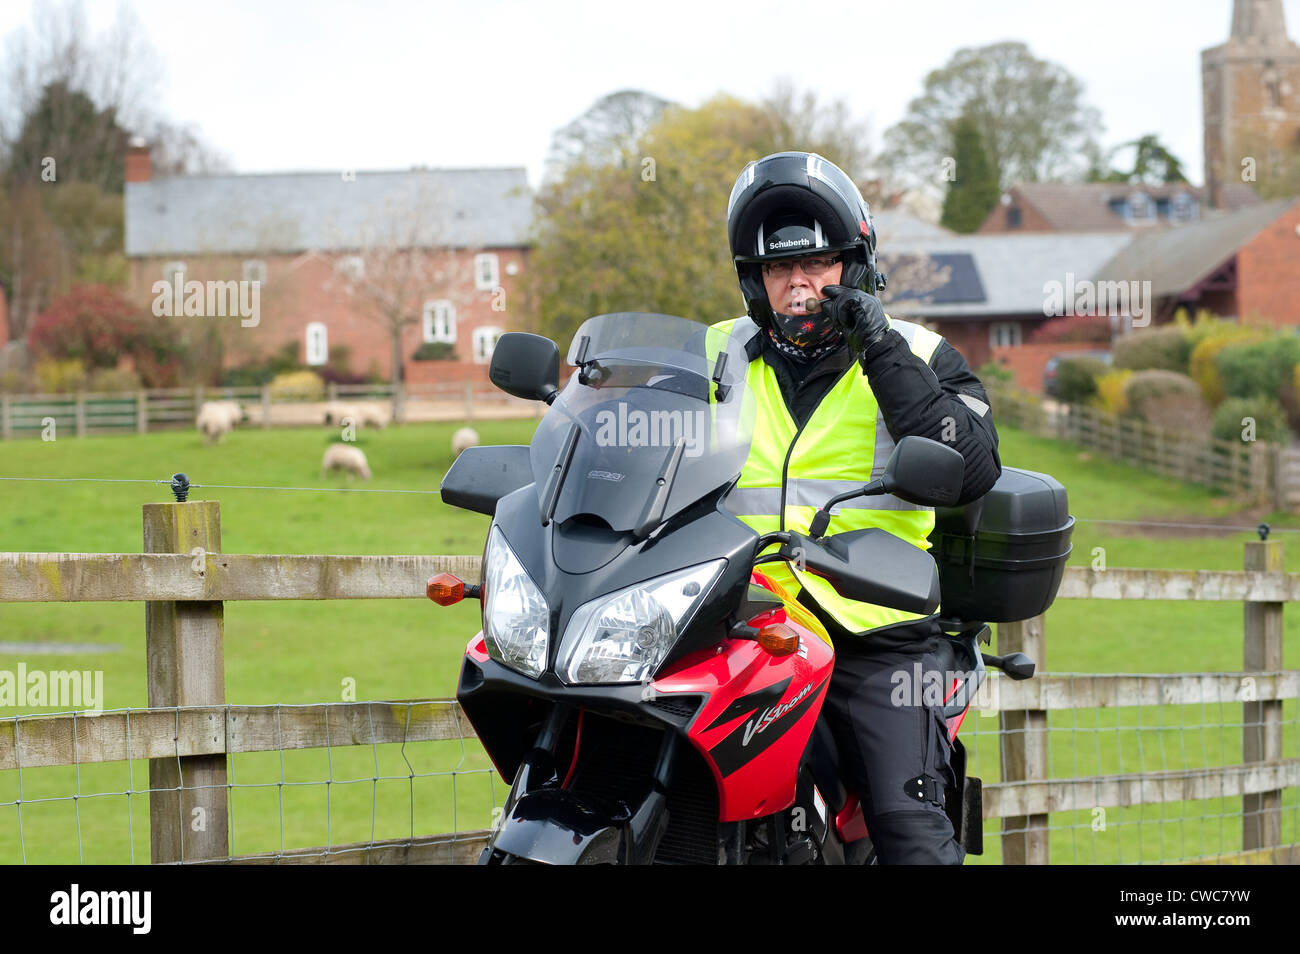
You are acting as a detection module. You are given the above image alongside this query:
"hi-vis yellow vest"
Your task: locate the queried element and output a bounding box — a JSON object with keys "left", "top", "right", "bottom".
{"left": 711, "top": 315, "right": 945, "bottom": 635}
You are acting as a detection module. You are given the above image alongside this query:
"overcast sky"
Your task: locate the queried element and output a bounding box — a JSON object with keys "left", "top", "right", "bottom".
{"left": 4, "top": 0, "right": 1299, "bottom": 190}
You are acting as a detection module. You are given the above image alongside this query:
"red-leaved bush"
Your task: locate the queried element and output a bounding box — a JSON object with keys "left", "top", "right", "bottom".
{"left": 27, "top": 284, "right": 188, "bottom": 386}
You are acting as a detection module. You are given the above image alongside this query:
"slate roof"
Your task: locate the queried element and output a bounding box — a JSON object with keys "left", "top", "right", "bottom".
{"left": 871, "top": 210, "right": 955, "bottom": 243}
{"left": 1092, "top": 197, "right": 1300, "bottom": 296}
{"left": 881, "top": 232, "right": 1136, "bottom": 318}
{"left": 1000, "top": 182, "right": 1260, "bottom": 232}
{"left": 125, "top": 167, "right": 533, "bottom": 257}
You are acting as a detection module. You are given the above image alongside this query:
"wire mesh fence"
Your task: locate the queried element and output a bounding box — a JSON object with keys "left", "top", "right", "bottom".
{"left": 0, "top": 702, "right": 501, "bottom": 865}
{"left": 962, "top": 672, "right": 1300, "bottom": 864}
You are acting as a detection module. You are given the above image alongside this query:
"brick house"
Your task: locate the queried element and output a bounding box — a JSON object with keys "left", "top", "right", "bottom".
{"left": 1091, "top": 196, "right": 1300, "bottom": 326}
{"left": 124, "top": 145, "right": 533, "bottom": 385}
{"left": 977, "top": 181, "right": 1260, "bottom": 234}
{"left": 881, "top": 231, "right": 1133, "bottom": 376}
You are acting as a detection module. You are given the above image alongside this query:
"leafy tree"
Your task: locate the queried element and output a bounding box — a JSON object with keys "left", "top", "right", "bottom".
{"left": 545, "top": 89, "right": 675, "bottom": 181}
{"left": 4, "top": 80, "right": 128, "bottom": 191}
{"left": 1088, "top": 134, "right": 1187, "bottom": 185}
{"left": 939, "top": 113, "right": 1000, "bottom": 233}
{"left": 530, "top": 90, "right": 879, "bottom": 350}
{"left": 883, "top": 41, "right": 1102, "bottom": 191}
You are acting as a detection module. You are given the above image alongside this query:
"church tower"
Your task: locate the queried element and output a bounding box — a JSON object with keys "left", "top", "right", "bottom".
{"left": 1202, "top": 0, "right": 1300, "bottom": 205}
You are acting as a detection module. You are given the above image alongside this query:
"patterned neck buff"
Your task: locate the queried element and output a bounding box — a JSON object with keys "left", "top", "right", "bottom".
{"left": 767, "top": 322, "right": 843, "bottom": 364}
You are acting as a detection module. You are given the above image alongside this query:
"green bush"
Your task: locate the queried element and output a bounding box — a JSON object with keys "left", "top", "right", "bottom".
{"left": 1112, "top": 326, "right": 1194, "bottom": 374}
{"left": 1211, "top": 397, "right": 1289, "bottom": 444}
{"left": 413, "top": 342, "right": 457, "bottom": 361}
{"left": 1215, "top": 335, "right": 1300, "bottom": 401}
{"left": 1054, "top": 356, "right": 1108, "bottom": 404}
{"left": 1122, "top": 369, "right": 1209, "bottom": 433}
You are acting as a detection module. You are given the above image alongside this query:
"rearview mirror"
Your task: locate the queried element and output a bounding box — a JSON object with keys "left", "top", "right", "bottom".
{"left": 489, "top": 333, "right": 560, "bottom": 403}
{"left": 883, "top": 436, "right": 964, "bottom": 508}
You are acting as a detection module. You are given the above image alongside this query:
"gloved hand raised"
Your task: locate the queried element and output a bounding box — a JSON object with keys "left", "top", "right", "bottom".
{"left": 820, "top": 285, "right": 890, "bottom": 358}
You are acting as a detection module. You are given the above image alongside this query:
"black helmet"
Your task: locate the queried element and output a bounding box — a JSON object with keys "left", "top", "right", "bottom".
{"left": 726, "top": 152, "right": 879, "bottom": 327}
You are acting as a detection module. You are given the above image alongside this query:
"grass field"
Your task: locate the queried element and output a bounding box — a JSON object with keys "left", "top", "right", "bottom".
{"left": 0, "top": 417, "right": 1297, "bottom": 863}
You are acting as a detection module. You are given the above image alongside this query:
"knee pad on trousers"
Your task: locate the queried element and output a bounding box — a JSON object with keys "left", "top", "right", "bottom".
{"left": 870, "top": 810, "right": 965, "bottom": 865}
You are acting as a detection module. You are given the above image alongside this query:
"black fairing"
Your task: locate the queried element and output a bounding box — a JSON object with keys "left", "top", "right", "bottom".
{"left": 489, "top": 481, "right": 759, "bottom": 676}
{"left": 440, "top": 445, "right": 533, "bottom": 516}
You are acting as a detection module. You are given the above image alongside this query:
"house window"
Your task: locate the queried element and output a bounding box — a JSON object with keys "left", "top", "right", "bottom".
{"left": 989, "top": 322, "right": 1022, "bottom": 350}
{"left": 1171, "top": 191, "right": 1196, "bottom": 223}
{"left": 162, "top": 261, "right": 186, "bottom": 285}
{"left": 306, "top": 322, "right": 328, "bottom": 366}
{"left": 336, "top": 255, "right": 365, "bottom": 281}
{"left": 242, "top": 259, "right": 267, "bottom": 284}
{"left": 1005, "top": 207, "right": 1022, "bottom": 228}
{"left": 474, "top": 253, "right": 499, "bottom": 291}
{"left": 473, "top": 325, "right": 504, "bottom": 364}
{"left": 423, "top": 300, "right": 456, "bottom": 343}
{"left": 1128, "top": 192, "right": 1153, "bottom": 222}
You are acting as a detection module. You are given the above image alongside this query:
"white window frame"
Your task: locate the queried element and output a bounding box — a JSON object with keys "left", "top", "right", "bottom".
{"left": 162, "top": 260, "right": 186, "bottom": 284}
{"left": 474, "top": 253, "right": 499, "bottom": 291}
{"left": 473, "top": 325, "right": 504, "bottom": 364}
{"left": 989, "top": 322, "right": 1022, "bottom": 350}
{"left": 1170, "top": 191, "right": 1197, "bottom": 223}
{"left": 423, "top": 300, "right": 457, "bottom": 344}
{"left": 241, "top": 259, "right": 267, "bottom": 284}
{"left": 336, "top": 255, "right": 365, "bottom": 281}
{"left": 306, "top": 322, "right": 329, "bottom": 366}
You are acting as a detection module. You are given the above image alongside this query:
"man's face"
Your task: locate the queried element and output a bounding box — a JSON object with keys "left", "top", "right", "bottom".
{"left": 761, "top": 254, "right": 844, "bottom": 317}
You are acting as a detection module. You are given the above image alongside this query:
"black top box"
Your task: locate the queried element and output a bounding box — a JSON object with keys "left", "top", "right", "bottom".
{"left": 927, "top": 467, "right": 1074, "bottom": 623}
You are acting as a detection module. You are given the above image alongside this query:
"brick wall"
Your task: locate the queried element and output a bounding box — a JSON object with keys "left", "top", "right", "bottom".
{"left": 0, "top": 288, "right": 8, "bottom": 347}
{"left": 1236, "top": 199, "right": 1300, "bottom": 325}
{"left": 129, "top": 247, "right": 528, "bottom": 382}
{"left": 990, "top": 341, "right": 1107, "bottom": 393}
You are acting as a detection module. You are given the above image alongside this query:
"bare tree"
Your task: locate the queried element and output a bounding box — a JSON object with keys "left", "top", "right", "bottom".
{"left": 327, "top": 175, "right": 476, "bottom": 422}
{"left": 544, "top": 89, "right": 675, "bottom": 182}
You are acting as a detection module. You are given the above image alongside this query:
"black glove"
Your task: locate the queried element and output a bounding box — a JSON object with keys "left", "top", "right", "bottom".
{"left": 820, "top": 285, "right": 891, "bottom": 359}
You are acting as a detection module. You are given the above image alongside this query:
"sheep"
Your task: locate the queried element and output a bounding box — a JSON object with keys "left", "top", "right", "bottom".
{"left": 197, "top": 400, "right": 243, "bottom": 445}
{"left": 321, "top": 442, "right": 372, "bottom": 481}
{"left": 452, "top": 427, "right": 479, "bottom": 457}
{"left": 324, "top": 400, "right": 389, "bottom": 430}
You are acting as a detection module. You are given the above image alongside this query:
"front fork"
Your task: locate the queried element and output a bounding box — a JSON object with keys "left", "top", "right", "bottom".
{"left": 481, "top": 704, "right": 679, "bottom": 865}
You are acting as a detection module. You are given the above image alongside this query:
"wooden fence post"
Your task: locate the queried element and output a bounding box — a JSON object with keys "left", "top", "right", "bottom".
{"left": 144, "top": 499, "right": 229, "bottom": 863}
{"left": 1, "top": 395, "right": 9, "bottom": 441}
{"left": 261, "top": 385, "right": 271, "bottom": 429}
{"left": 75, "top": 393, "right": 86, "bottom": 437}
{"left": 137, "top": 390, "right": 148, "bottom": 434}
{"left": 327, "top": 381, "right": 338, "bottom": 403}
{"left": 464, "top": 381, "right": 475, "bottom": 422}
{"left": 999, "top": 614, "right": 1049, "bottom": 864}
{"left": 1243, "top": 536, "right": 1284, "bottom": 852}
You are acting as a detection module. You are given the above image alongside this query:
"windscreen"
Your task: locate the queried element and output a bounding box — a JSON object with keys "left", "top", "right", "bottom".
{"left": 530, "top": 313, "right": 756, "bottom": 533}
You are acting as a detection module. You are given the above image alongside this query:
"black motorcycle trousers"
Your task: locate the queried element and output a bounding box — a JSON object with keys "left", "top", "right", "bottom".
{"left": 820, "top": 642, "right": 966, "bottom": 865}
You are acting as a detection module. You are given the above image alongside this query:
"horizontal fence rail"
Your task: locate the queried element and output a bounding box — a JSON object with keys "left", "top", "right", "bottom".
{"left": 1, "top": 501, "right": 1297, "bottom": 863}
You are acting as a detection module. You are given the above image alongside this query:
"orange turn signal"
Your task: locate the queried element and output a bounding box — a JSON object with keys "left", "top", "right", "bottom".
{"left": 756, "top": 623, "right": 800, "bottom": 656}
{"left": 428, "top": 573, "right": 466, "bottom": 606}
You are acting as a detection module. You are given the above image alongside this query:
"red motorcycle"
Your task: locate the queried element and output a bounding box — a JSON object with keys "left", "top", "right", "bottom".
{"left": 432, "top": 313, "right": 1067, "bottom": 864}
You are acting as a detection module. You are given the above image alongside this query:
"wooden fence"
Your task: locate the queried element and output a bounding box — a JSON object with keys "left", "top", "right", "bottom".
{"left": 0, "top": 499, "right": 1297, "bottom": 864}
{"left": 0, "top": 381, "right": 538, "bottom": 440}
{"left": 987, "top": 384, "right": 1300, "bottom": 511}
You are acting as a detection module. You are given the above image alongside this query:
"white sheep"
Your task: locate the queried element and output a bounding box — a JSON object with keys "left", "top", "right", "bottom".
{"left": 323, "top": 401, "right": 360, "bottom": 426}
{"left": 321, "top": 442, "right": 372, "bottom": 480}
{"left": 197, "top": 400, "right": 242, "bottom": 445}
{"left": 452, "top": 427, "right": 479, "bottom": 457}
{"left": 356, "top": 401, "right": 390, "bottom": 430}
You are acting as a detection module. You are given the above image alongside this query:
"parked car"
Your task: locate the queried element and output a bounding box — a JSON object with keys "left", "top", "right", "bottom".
{"left": 1044, "top": 350, "right": 1112, "bottom": 399}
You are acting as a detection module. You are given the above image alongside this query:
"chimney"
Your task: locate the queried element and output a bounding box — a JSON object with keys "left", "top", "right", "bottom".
{"left": 125, "top": 135, "right": 151, "bottom": 183}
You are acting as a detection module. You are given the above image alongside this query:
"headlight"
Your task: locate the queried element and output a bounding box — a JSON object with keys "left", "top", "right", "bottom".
{"left": 482, "top": 526, "right": 549, "bottom": 679}
{"left": 558, "top": 560, "right": 725, "bottom": 685}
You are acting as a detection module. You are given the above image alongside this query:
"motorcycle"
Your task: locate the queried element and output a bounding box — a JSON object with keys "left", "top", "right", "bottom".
{"left": 431, "top": 312, "right": 1041, "bottom": 864}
